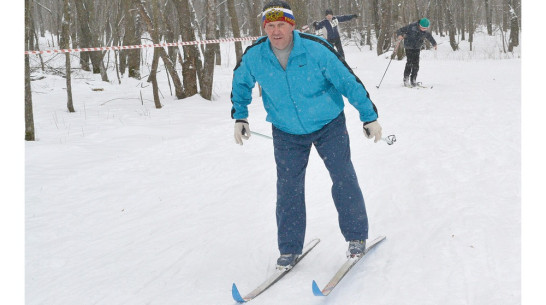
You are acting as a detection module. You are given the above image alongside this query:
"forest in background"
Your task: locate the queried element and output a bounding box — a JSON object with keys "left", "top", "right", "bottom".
{"left": 23, "top": 0, "right": 521, "bottom": 141}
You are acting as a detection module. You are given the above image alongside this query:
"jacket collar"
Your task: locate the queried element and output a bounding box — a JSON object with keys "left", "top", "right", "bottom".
{"left": 263, "top": 30, "right": 305, "bottom": 64}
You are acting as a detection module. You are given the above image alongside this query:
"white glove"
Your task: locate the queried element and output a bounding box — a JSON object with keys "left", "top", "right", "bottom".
{"left": 234, "top": 119, "right": 250, "bottom": 145}
{"left": 363, "top": 120, "right": 382, "bottom": 143}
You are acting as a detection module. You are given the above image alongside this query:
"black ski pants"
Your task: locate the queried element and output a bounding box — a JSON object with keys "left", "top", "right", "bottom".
{"left": 403, "top": 48, "right": 421, "bottom": 81}
{"left": 328, "top": 38, "right": 345, "bottom": 58}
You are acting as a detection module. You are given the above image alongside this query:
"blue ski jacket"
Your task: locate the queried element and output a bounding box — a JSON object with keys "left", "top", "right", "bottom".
{"left": 313, "top": 15, "right": 357, "bottom": 41}
{"left": 230, "top": 31, "right": 377, "bottom": 135}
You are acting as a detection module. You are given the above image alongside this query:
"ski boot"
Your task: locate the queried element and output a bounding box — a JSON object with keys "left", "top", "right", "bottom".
{"left": 410, "top": 77, "right": 418, "bottom": 87}
{"left": 276, "top": 254, "right": 299, "bottom": 270}
{"left": 347, "top": 240, "right": 366, "bottom": 258}
{"left": 403, "top": 77, "right": 412, "bottom": 87}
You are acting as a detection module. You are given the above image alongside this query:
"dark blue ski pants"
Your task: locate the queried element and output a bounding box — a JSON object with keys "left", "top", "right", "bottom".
{"left": 272, "top": 112, "right": 368, "bottom": 255}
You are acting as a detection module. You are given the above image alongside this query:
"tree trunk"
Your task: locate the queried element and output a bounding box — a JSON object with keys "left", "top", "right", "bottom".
{"left": 121, "top": 0, "right": 142, "bottom": 79}
{"left": 243, "top": 0, "right": 261, "bottom": 37}
{"left": 149, "top": 0, "right": 162, "bottom": 109}
{"left": 393, "top": 0, "right": 405, "bottom": 60}
{"left": 467, "top": 0, "right": 474, "bottom": 50}
{"left": 332, "top": 0, "right": 340, "bottom": 15}
{"left": 218, "top": 0, "right": 227, "bottom": 37}
{"left": 201, "top": 0, "right": 217, "bottom": 100}
{"left": 134, "top": 0, "right": 185, "bottom": 99}
{"left": 437, "top": 0, "right": 445, "bottom": 36}
{"left": 25, "top": 0, "right": 36, "bottom": 141}
{"left": 29, "top": 5, "right": 45, "bottom": 72}
{"left": 35, "top": 0, "right": 46, "bottom": 37}
{"left": 503, "top": 0, "right": 510, "bottom": 31}
{"left": 74, "top": 0, "right": 105, "bottom": 75}
{"left": 485, "top": 0, "right": 492, "bottom": 35}
{"left": 61, "top": 0, "right": 75, "bottom": 113}
{"left": 188, "top": 0, "right": 205, "bottom": 91}
{"left": 446, "top": 0, "right": 458, "bottom": 50}
{"left": 226, "top": 0, "right": 243, "bottom": 63}
{"left": 376, "top": 0, "right": 392, "bottom": 55}
{"left": 460, "top": 0, "right": 466, "bottom": 40}
{"left": 175, "top": 0, "right": 201, "bottom": 97}
{"left": 290, "top": 0, "right": 309, "bottom": 29}
{"left": 371, "top": 0, "right": 380, "bottom": 39}
{"left": 507, "top": 0, "right": 520, "bottom": 52}
{"left": 215, "top": 27, "right": 222, "bottom": 65}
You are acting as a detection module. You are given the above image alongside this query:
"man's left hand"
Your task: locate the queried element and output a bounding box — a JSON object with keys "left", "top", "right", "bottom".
{"left": 363, "top": 121, "right": 382, "bottom": 143}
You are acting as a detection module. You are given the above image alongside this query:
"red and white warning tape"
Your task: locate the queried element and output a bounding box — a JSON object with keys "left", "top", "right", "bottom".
{"left": 24, "top": 36, "right": 261, "bottom": 55}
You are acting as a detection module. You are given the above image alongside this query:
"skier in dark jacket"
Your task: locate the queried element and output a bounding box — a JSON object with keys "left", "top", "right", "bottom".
{"left": 312, "top": 9, "right": 358, "bottom": 58}
{"left": 396, "top": 18, "right": 437, "bottom": 87}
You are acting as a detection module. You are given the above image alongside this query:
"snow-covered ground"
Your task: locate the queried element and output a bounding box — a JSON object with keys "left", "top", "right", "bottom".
{"left": 1, "top": 10, "right": 543, "bottom": 301}
{"left": 22, "top": 30, "right": 523, "bottom": 305}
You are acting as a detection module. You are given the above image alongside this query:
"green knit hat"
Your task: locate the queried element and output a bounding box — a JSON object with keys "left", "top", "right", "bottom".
{"left": 419, "top": 18, "right": 430, "bottom": 28}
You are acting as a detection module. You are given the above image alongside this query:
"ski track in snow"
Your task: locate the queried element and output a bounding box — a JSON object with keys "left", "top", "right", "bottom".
{"left": 26, "top": 33, "right": 520, "bottom": 305}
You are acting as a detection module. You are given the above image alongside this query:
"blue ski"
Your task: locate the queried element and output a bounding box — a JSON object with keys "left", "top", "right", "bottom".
{"left": 312, "top": 235, "right": 386, "bottom": 297}
{"left": 232, "top": 238, "right": 320, "bottom": 303}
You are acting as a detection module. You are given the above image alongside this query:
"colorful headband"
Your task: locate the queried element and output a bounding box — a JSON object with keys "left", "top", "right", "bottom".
{"left": 262, "top": 7, "right": 296, "bottom": 26}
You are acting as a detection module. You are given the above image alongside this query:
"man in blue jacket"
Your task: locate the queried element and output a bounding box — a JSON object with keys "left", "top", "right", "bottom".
{"left": 312, "top": 9, "right": 358, "bottom": 58}
{"left": 397, "top": 18, "right": 437, "bottom": 87}
{"left": 231, "top": 0, "right": 382, "bottom": 270}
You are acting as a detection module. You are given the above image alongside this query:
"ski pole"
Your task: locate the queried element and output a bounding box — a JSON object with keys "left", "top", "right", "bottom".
{"left": 250, "top": 131, "right": 273, "bottom": 140}
{"left": 251, "top": 130, "right": 396, "bottom": 145}
{"left": 376, "top": 40, "right": 402, "bottom": 89}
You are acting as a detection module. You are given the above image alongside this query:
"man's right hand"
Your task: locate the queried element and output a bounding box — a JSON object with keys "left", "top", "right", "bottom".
{"left": 234, "top": 119, "right": 250, "bottom": 145}
{"left": 363, "top": 120, "right": 382, "bottom": 143}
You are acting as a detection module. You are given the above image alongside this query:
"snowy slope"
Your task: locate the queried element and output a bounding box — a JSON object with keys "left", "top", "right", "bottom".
{"left": 26, "top": 32, "right": 520, "bottom": 305}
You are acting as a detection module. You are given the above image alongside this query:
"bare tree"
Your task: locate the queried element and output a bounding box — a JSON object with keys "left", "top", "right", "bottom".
{"left": 502, "top": 0, "right": 510, "bottom": 31}
{"left": 201, "top": 0, "right": 217, "bottom": 100}
{"left": 332, "top": 0, "right": 340, "bottom": 15}
{"left": 290, "top": 0, "right": 309, "bottom": 29}
{"left": 74, "top": 0, "right": 106, "bottom": 78}
{"left": 226, "top": 0, "right": 243, "bottom": 63}
{"left": 61, "top": 0, "right": 75, "bottom": 113}
{"left": 119, "top": 0, "right": 142, "bottom": 79}
{"left": 484, "top": 0, "right": 492, "bottom": 35}
{"left": 217, "top": 0, "right": 227, "bottom": 37}
{"left": 25, "top": 0, "right": 35, "bottom": 141}
{"left": 243, "top": 0, "right": 261, "bottom": 37}
{"left": 148, "top": 0, "right": 163, "bottom": 108}
{"left": 435, "top": 0, "right": 445, "bottom": 36}
{"left": 444, "top": 0, "right": 458, "bottom": 50}
{"left": 459, "top": 0, "right": 466, "bottom": 40}
{"left": 507, "top": 0, "right": 519, "bottom": 52}
{"left": 134, "top": 0, "right": 185, "bottom": 99}
{"left": 393, "top": 0, "right": 405, "bottom": 60}
{"left": 467, "top": 0, "right": 475, "bottom": 50}
{"left": 376, "top": 0, "right": 393, "bottom": 55}
{"left": 161, "top": 0, "right": 179, "bottom": 65}
{"left": 174, "top": 0, "right": 202, "bottom": 97}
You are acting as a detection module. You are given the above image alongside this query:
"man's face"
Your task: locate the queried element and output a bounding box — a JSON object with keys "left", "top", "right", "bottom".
{"left": 326, "top": 14, "right": 333, "bottom": 21}
{"left": 419, "top": 26, "right": 428, "bottom": 32}
{"left": 264, "top": 21, "right": 295, "bottom": 50}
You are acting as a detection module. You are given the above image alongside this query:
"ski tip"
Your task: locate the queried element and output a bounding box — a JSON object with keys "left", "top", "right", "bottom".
{"left": 312, "top": 280, "right": 325, "bottom": 296}
{"left": 232, "top": 283, "right": 246, "bottom": 303}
